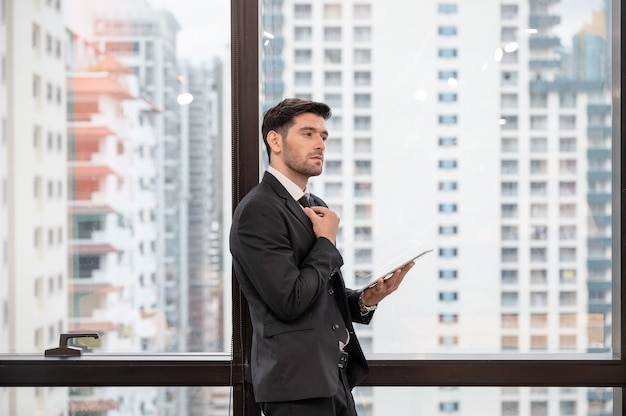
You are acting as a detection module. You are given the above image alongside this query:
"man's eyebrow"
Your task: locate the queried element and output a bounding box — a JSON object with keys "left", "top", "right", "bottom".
{"left": 298, "top": 126, "right": 329, "bottom": 137}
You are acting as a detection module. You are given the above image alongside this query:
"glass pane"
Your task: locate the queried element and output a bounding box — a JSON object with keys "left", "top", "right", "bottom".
{"left": 1, "top": 0, "right": 232, "bottom": 353}
{"left": 2, "top": 387, "right": 231, "bottom": 415}
{"left": 260, "top": 0, "right": 616, "bottom": 356}
{"left": 353, "top": 387, "right": 617, "bottom": 416}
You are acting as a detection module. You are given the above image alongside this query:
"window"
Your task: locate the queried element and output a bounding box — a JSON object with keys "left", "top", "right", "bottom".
{"left": 354, "top": 26, "right": 371, "bottom": 42}
{"left": 294, "top": 26, "right": 312, "bottom": 41}
{"left": 324, "top": 4, "right": 342, "bottom": 19}
{"left": 354, "top": 93, "right": 371, "bottom": 108}
{"left": 353, "top": 4, "right": 371, "bottom": 19}
{"left": 4, "top": 2, "right": 624, "bottom": 415}
{"left": 438, "top": 48, "right": 457, "bottom": 58}
{"left": 294, "top": 49, "right": 312, "bottom": 64}
{"left": 324, "top": 71, "right": 342, "bottom": 86}
{"left": 438, "top": 25, "right": 457, "bottom": 36}
{"left": 324, "top": 26, "right": 342, "bottom": 41}
{"left": 294, "top": 4, "right": 312, "bottom": 19}
{"left": 438, "top": 3, "right": 458, "bottom": 14}
{"left": 324, "top": 49, "right": 342, "bottom": 64}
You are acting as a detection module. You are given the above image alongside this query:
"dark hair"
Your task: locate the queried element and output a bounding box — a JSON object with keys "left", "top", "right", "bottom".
{"left": 261, "top": 98, "right": 332, "bottom": 161}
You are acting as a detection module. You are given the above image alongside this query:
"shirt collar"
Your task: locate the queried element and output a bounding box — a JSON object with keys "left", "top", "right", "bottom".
{"left": 267, "top": 166, "right": 309, "bottom": 202}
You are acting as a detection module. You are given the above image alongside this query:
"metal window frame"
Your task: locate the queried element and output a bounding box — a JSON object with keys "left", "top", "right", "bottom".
{"left": 1, "top": 1, "right": 625, "bottom": 416}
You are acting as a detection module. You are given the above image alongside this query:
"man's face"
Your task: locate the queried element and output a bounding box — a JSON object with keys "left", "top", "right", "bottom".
{"left": 275, "top": 112, "right": 328, "bottom": 183}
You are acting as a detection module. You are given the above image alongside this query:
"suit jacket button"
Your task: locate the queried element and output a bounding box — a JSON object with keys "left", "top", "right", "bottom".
{"left": 328, "top": 289, "right": 334, "bottom": 295}
{"left": 332, "top": 324, "right": 340, "bottom": 331}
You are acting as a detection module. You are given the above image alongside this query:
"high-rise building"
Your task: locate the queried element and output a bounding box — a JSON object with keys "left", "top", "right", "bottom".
{"left": 86, "top": 0, "right": 187, "bottom": 352}
{"left": 1, "top": 0, "right": 69, "bottom": 413}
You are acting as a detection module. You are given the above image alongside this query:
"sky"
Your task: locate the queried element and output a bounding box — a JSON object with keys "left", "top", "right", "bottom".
{"left": 148, "top": 0, "right": 607, "bottom": 63}
{"left": 148, "top": 0, "right": 230, "bottom": 63}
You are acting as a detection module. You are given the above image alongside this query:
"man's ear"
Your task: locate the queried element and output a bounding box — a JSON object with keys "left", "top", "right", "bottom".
{"left": 266, "top": 130, "right": 282, "bottom": 154}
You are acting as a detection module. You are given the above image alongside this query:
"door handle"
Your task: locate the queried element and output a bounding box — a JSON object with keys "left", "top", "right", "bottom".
{"left": 44, "top": 332, "right": 100, "bottom": 357}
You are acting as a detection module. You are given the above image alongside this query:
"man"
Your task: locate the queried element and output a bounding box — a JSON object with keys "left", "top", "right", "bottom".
{"left": 230, "top": 98, "right": 414, "bottom": 415}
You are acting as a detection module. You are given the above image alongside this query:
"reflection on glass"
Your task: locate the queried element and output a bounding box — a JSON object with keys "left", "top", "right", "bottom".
{"left": 260, "top": 0, "right": 614, "bottom": 357}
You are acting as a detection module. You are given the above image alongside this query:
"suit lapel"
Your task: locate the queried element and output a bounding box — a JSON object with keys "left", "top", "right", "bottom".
{"left": 262, "top": 172, "right": 316, "bottom": 239}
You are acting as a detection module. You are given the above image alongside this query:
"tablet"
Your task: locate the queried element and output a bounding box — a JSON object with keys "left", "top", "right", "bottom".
{"left": 360, "top": 248, "right": 433, "bottom": 291}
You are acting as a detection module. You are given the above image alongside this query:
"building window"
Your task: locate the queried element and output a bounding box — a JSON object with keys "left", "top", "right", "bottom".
{"left": 438, "top": 181, "right": 458, "bottom": 191}
{"left": 439, "top": 247, "right": 458, "bottom": 257}
{"left": 295, "top": 71, "right": 312, "bottom": 86}
{"left": 324, "top": 182, "right": 343, "bottom": 197}
{"left": 354, "top": 160, "right": 371, "bottom": 175}
{"left": 559, "top": 115, "right": 576, "bottom": 130}
{"left": 530, "top": 269, "right": 547, "bottom": 284}
{"left": 530, "top": 291, "right": 548, "bottom": 307}
{"left": 324, "top": 4, "right": 342, "bottom": 19}
{"left": 501, "top": 335, "right": 519, "bottom": 350}
{"left": 354, "top": 182, "right": 372, "bottom": 197}
{"left": 438, "top": 48, "right": 457, "bottom": 58}
{"left": 439, "top": 115, "right": 457, "bottom": 125}
{"left": 530, "top": 92, "right": 548, "bottom": 108}
{"left": 501, "top": 93, "right": 518, "bottom": 108}
{"left": 439, "top": 314, "right": 458, "bottom": 324}
{"left": 294, "top": 26, "right": 312, "bottom": 41}
{"left": 500, "top": 115, "right": 518, "bottom": 129}
{"left": 294, "top": 49, "right": 312, "bottom": 64}
{"left": 501, "top": 203, "right": 517, "bottom": 218}
{"left": 439, "top": 292, "right": 458, "bottom": 302}
{"left": 354, "top": 115, "right": 371, "bottom": 130}
{"left": 530, "top": 181, "right": 547, "bottom": 196}
{"left": 354, "top": 137, "right": 371, "bottom": 153}
{"left": 501, "top": 248, "right": 518, "bottom": 263}
{"left": 439, "top": 225, "right": 457, "bottom": 235}
{"left": 559, "top": 137, "right": 576, "bottom": 152}
{"left": 354, "top": 49, "right": 371, "bottom": 64}
{"left": 439, "top": 136, "right": 457, "bottom": 146}
{"left": 501, "top": 4, "right": 519, "bottom": 19}
{"left": 438, "top": 3, "right": 458, "bottom": 14}
{"left": 438, "top": 70, "right": 458, "bottom": 80}
{"left": 354, "top": 93, "right": 371, "bottom": 108}
{"left": 353, "top": 26, "right": 371, "bottom": 42}
{"left": 501, "top": 270, "right": 518, "bottom": 284}
{"left": 324, "top": 49, "right": 342, "bottom": 64}
{"left": 559, "top": 92, "right": 577, "bottom": 108}
{"left": 501, "top": 71, "right": 518, "bottom": 85}
{"left": 530, "top": 247, "right": 547, "bottom": 262}
{"left": 501, "top": 225, "right": 518, "bottom": 241}
{"left": 501, "top": 181, "right": 518, "bottom": 196}
{"left": 530, "top": 137, "right": 548, "bottom": 152}
{"left": 530, "top": 115, "right": 547, "bottom": 130}
{"left": 354, "top": 71, "right": 371, "bottom": 85}
{"left": 501, "top": 137, "right": 518, "bottom": 152}
{"left": 439, "top": 92, "right": 458, "bottom": 102}
{"left": 438, "top": 159, "right": 457, "bottom": 169}
{"left": 501, "top": 314, "right": 518, "bottom": 328}
{"left": 438, "top": 25, "right": 457, "bottom": 36}
{"left": 294, "top": 4, "right": 312, "bottom": 19}
{"left": 501, "top": 160, "right": 518, "bottom": 174}
{"left": 439, "top": 203, "right": 457, "bottom": 213}
{"left": 439, "top": 270, "right": 457, "bottom": 280}
{"left": 501, "top": 292, "right": 518, "bottom": 307}
{"left": 530, "top": 159, "right": 547, "bottom": 174}
{"left": 353, "top": 4, "right": 371, "bottom": 19}
{"left": 324, "top": 71, "right": 342, "bottom": 86}
{"left": 324, "top": 26, "right": 342, "bottom": 41}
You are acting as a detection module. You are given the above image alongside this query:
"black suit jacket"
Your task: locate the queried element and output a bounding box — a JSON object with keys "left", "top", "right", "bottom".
{"left": 230, "top": 172, "right": 373, "bottom": 402}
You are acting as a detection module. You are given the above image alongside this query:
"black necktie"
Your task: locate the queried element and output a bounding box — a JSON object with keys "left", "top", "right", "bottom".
{"left": 298, "top": 194, "right": 311, "bottom": 208}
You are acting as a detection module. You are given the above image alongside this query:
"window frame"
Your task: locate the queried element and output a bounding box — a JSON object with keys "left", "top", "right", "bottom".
{"left": 1, "top": 1, "right": 625, "bottom": 416}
